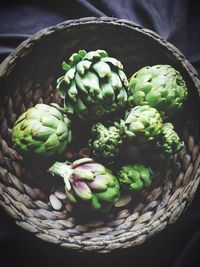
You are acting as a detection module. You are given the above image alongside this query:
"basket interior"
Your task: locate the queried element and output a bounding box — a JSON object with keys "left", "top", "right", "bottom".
{"left": 0, "top": 21, "right": 200, "bottom": 252}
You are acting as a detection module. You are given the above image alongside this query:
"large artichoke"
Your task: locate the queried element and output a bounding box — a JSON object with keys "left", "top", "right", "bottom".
{"left": 124, "top": 105, "right": 163, "bottom": 144}
{"left": 155, "top": 122, "right": 183, "bottom": 159}
{"left": 48, "top": 158, "right": 120, "bottom": 211}
{"left": 128, "top": 65, "right": 188, "bottom": 119}
{"left": 56, "top": 49, "right": 129, "bottom": 120}
{"left": 89, "top": 121, "right": 125, "bottom": 161}
{"left": 12, "top": 103, "right": 72, "bottom": 157}
{"left": 118, "top": 164, "right": 153, "bottom": 191}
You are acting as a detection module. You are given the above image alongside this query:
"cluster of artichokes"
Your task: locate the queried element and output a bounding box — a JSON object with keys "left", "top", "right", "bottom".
{"left": 12, "top": 49, "right": 188, "bottom": 212}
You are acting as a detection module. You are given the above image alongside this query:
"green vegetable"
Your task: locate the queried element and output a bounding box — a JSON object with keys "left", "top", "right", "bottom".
{"left": 56, "top": 49, "right": 129, "bottom": 120}
{"left": 124, "top": 105, "right": 163, "bottom": 144}
{"left": 89, "top": 121, "right": 125, "bottom": 161}
{"left": 128, "top": 65, "right": 188, "bottom": 119}
{"left": 12, "top": 103, "right": 72, "bottom": 157}
{"left": 118, "top": 164, "right": 153, "bottom": 191}
{"left": 48, "top": 158, "right": 120, "bottom": 211}
{"left": 155, "top": 122, "right": 183, "bottom": 159}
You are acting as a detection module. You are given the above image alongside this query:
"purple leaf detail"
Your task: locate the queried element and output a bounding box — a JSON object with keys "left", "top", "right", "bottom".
{"left": 78, "top": 163, "right": 105, "bottom": 173}
{"left": 73, "top": 167, "right": 94, "bottom": 181}
{"left": 73, "top": 181, "right": 92, "bottom": 200}
{"left": 89, "top": 175, "right": 109, "bottom": 191}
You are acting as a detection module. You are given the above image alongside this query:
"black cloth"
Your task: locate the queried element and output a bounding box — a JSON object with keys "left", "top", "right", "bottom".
{"left": 0, "top": 1, "right": 200, "bottom": 266}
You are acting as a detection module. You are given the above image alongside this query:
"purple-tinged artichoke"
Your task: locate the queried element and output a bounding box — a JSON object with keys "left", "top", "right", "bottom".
{"left": 48, "top": 158, "right": 120, "bottom": 211}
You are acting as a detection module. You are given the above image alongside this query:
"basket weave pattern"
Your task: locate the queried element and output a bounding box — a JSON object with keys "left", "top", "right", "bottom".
{"left": 0, "top": 17, "right": 200, "bottom": 252}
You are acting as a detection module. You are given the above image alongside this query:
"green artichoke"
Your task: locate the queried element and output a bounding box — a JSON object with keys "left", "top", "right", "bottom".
{"left": 48, "top": 158, "right": 120, "bottom": 211}
{"left": 124, "top": 105, "right": 163, "bottom": 144}
{"left": 118, "top": 164, "right": 153, "bottom": 191}
{"left": 155, "top": 122, "right": 183, "bottom": 159}
{"left": 128, "top": 65, "right": 188, "bottom": 119}
{"left": 56, "top": 49, "right": 129, "bottom": 120}
{"left": 89, "top": 121, "right": 125, "bottom": 161}
{"left": 12, "top": 103, "right": 72, "bottom": 157}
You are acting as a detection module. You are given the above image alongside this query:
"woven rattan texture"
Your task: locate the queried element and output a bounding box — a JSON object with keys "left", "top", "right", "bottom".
{"left": 0, "top": 17, "right": 200, "bottom": 252}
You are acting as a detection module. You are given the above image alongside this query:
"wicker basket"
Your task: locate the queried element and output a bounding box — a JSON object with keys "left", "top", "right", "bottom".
{"left": 0, "top": 17, "right": 200, "bottom": 253}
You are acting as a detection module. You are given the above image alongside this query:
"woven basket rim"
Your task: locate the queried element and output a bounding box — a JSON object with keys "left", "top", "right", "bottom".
{"left": 0, "top": 17, "right": 200, "bottom": 253}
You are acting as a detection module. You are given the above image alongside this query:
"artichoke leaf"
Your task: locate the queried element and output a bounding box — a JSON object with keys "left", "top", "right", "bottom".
{"left": 92, "top": 61, "right": 112, "bottom": 78}
{"left": 45, "top": 133, "right": 60, "bottom": 150}
{"left": 74, "top": 97, "right": 88, "bottom": 113}
{"left": 116, "top": 88, "right": 128, "bottom": 103}
{"left": 130, "top": 180, "right": 143, "bottom": 190}
{"left": 76, "top": 71, "right": 100, "bottom": 97}
{"left": 32, "top": 126, "right": 54, "bottom": 141}
{"left": 96, "top": 187, "right": 119, "bottom": 202}
{"left": 83, "top": 50, "right": 101, "bottom": 61}
{"left": 62, "top": 61, "right": 71, "bottom": 71}
{"left": 78, "top": 49, "right": 87, "bottom": 58}
{"left": 101, "top": 83, "right": 115, "bottom": 103}
{"left": 15, "top": 111, "right": 27, "bottom": 125}
{"left": 49, "top": 105, "right": 63, "bottom": 120}
{"left": 57, "top": 76, "right": 65, "bottom": 84}
{"left": 69, "top": 52, "right": 83, "bottom": 66}
{"left": 64, "top": 67, "right": 76, "bottom": 84}
{"left": 91, "top": 195, "right": 101, "bottom": 210}
{"left": 56, "top": 120, "right": 68, "bottom": 137}
{"left": 41, "top": 113, "right": 59, "bottom": 129}
{"left": 73, "top": 181, "right": 92, "bottom": 200}
{"left": 118, "top": 69, "right": 129, "bottom": 87}
{"left": 88, "top": 175, "right": 109, "bottom": 191}
{"left": 56, "top": 78, "right": 67, "bottom": 98}
{"left": 102, "top": 57, "right": 123, "bottom": 69}
{"left": 66, "top": 190, "right": 77, "bottom": 203}
{"left": 96, "top": 49, "right": 108, "bottom": 58}
{"left": 108, "top": 71, "right": 122, "bottom": 91}
{"left": 73, "top": 167, "right": 94, "bottom": 181}
{"left": 26, "top": 107, "right": 42, "bottom": 120}
{"left": 67, "top": 81, "right": 78, "bottom": 102}
{"left": 76, "top": 60, "right": 92, "bottom": 75}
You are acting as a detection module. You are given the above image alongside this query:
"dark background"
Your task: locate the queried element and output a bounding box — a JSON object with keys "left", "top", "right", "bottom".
{"left": 0, "top": 1, "right": 200, "bottom": 266}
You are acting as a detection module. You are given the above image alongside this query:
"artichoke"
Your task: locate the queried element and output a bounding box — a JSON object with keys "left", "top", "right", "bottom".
{"left": 118, "top": 164, "right": 153, "bottom": 191}
{"left": 48, "top": 158, "right": 120, "bottom": 211}
{"left": 124, "top": 105, "right": 163, "bottom": 144}
{"left": 128, "top": 65, "right": 188, "bottom": 119}
{"left": 12, "top": 103, "right": 72, "bottom": 157}
{"left": 89, "top": 121, "right": 125, "bottom": 161}
{"left": 56, "top": 49, "right": 129, "bottom": 120}
{"left": 155, "top": 122, "right": 183, "bottom": 159}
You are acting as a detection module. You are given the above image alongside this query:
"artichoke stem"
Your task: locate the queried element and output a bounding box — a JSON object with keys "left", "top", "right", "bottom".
{"left": 48, "top": 162, "right": 73, "bottom": 190}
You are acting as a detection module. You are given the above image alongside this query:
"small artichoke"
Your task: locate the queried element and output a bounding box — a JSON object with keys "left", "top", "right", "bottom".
{"left": 128, "top": 65, "right": 188, "bottom": 119}
{"left": 118, "top": 164, "right": 153, "bottom": 191}
{"left": 89, "top": 121, "right": 125, "bottom": 161}
{"left": 12, "top": 103, "right": 72, "bottom": 157}
{"left": 56, "top": 49, "right": 129, "bottom": 120}
{"left": 124, "top": 105, "right": 163, "bottom": 144}
{"left": 48, "top": 158, "right": 120, "bottom": 211}
{"left": 155, "top": 122, "right": 183, "bottom": 159}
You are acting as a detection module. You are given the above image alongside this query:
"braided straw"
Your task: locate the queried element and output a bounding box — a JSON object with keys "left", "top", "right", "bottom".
{"left": 0, "top": 17, "right": 200, "bottom": 252}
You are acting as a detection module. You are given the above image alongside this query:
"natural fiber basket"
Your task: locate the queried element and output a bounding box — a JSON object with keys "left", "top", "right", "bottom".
{"left": 0, "top": 17, "right": 200, "bottom": 253}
